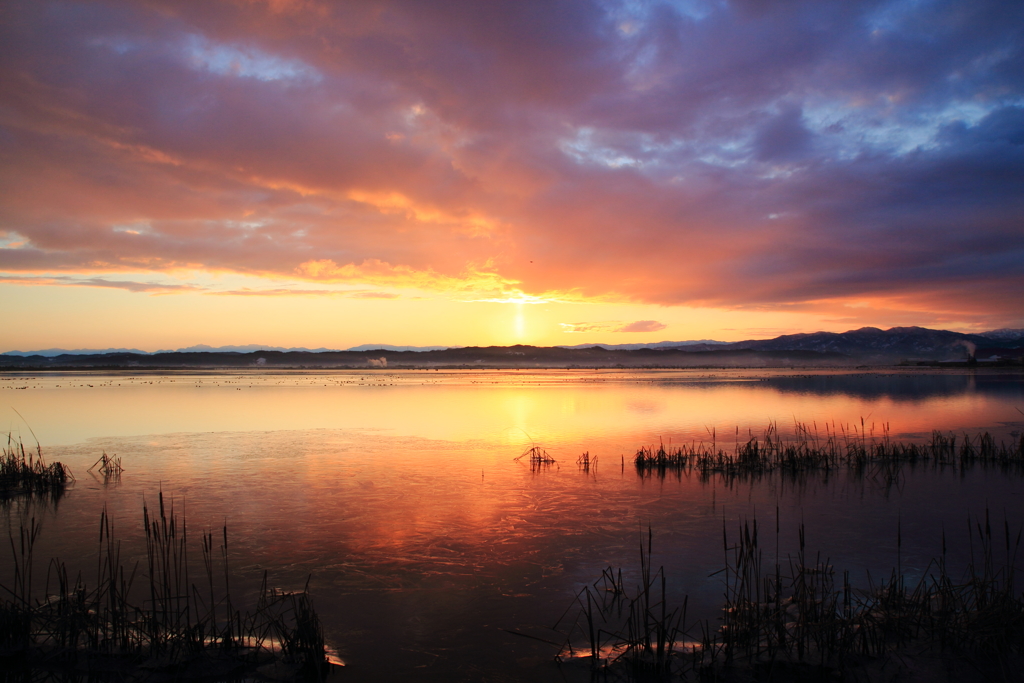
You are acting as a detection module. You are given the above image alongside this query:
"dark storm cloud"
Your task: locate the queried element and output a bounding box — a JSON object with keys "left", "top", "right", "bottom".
{"left": 0, "top": 0, "right": 1022, "bottom": 323}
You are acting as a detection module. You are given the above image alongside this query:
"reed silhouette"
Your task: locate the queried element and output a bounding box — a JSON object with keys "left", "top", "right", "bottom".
{"left": 635, "top": 421, "right": 1024, "bottom": 483}
{"left": 515, "top": 445, "right": 557, "bottom": 472}
{"left": 551, "top": 512, "right": 1024, "bottom": 681}
{"left": 0, "top": 434, "right": 73, "bottom": 501}
{"left": 0, "top": 492, "right": 329, "bottom": 682}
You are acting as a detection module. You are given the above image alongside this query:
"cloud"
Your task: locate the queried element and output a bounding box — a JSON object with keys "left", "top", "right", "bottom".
{"left": 1, "top": 0, "right": 1023, "bottom": 326}
{"left": 296, "top": 259, "right": 519, "bottom": 296}
{"left": 753, "top": 103, "right": 813, "bottom": 162}
{"left": 0, "top": 273, "right": 407, "bottom": 299}
{"left": 0, "top": 274, "right": 202, "bottom": 294}
{"left": 617, "top": 320, "right": 667, "bottom": 333}
{"left": 561, "top": 320, "right": 667, "bottom": 333}
{"left": 560, "top": 322, "right": 615, "bottom": 334}
{"left": 210, "top": 287, "right": 400, "bottom": 298}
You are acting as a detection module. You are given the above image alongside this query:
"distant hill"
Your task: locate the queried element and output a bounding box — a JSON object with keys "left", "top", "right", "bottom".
{"left": 4, "top": 343, "right": 457, "bottom": 356}
{"left": 721, "top": 326, "right": 999, "bottom": 358}
{"left": 2, "top": 347, "right": 152, "bottom": 357}
{"left": 344, "top": 344, "right": 454, "bottom": 352}
{"left": 557, "top": 340, "right": 729, "bottom": 351}
{"left": 0, "top": 345, "right": 851, "bottom": 369}
{"left": 2, "top": 344, "right": 343, "bottom": 356}
{"left": 2, "top": 326, "right": 1021, "bottom": 368}
{"left": 165, "top": 344, "right": 343, "bottom": 354}
{"left": 979, "top": 329, "right": 1024, "bottom": 341}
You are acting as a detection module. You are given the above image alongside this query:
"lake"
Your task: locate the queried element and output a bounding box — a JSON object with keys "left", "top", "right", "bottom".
{"left": 2, "top": 367, "right": 1024, "bottom": 680}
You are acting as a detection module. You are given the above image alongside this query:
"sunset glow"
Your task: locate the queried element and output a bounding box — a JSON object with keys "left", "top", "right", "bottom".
{"left": 2, "top": 0, "right": 1022, "bottom": 350}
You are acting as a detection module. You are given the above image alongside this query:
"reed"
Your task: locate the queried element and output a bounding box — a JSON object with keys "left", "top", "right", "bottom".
{"left": 0, "top": 433, "right": 73, "bottom": 499}
{"left": 577, "top": 451, "right": 597, "bottom": 473}
{"left": 635, "top": 421, "right": 1024, "bottom": 483}
{"left": 88, "top": 451, "right": 124, "bottom": 478}
{"left": 553, "top": 513, "right": 1024, "bottom": 681}
{"left": 515, "top": 446, "right": 556, "bottom": 469}
{"left": 553, "top": 526, "right": 687, "bottom": 675}
{"left": 0, "top": 494, "right": 329, "bottom": 681}
{"left": 689, "top": 509, "right": 1024, "bottom": 680}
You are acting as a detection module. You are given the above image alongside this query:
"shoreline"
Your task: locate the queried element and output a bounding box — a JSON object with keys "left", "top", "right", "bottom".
{"left": 3, "top": 364, "right": 1023, "bottom": 375}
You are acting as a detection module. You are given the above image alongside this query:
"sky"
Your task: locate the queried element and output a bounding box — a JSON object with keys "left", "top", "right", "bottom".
{"left": 1, "top": 0, "right": 1022, "bottom": 351}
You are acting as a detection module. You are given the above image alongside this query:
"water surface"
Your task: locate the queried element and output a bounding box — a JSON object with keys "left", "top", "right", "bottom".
{"left": 2, "top": 368, "right": 1023, "bottom": 680}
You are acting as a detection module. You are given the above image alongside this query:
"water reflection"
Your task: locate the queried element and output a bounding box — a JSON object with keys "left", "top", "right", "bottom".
{"left": 761, "top": 371, "right": 1023, "bottom": 401}
{"left": 1, "top": 369, "right": 1022, "bottom": 681}
{"left": 3, "top": 368, "right": 1022, "bottom": 450}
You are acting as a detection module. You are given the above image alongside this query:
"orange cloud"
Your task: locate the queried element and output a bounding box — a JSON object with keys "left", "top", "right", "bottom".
{"left": 618, "top": 320, "right": 667, "bottom": 333}
{"left": 208, "top": 286, "right": 400, "bottom": 298}
{"left": 560, "top": 320, "right": 667, "bottom": 333}
{"left": 296, "top": 258, "right": 540, "bottom": 300}
{"left": 0, "top": 274, "right": 202, "bottom": 294}
{"left": 1, "top": 0, "right": 1022, "bottom": 333}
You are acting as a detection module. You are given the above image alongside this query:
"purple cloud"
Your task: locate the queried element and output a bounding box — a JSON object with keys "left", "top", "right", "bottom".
{"left": 618, "top": 320, "right": 668, "bottom": 333}
{"left": 0, "top": 0, "right": 1022, "bottom": 326}
{"left": 561, "top": 320, "right": 667, "bottom": 333}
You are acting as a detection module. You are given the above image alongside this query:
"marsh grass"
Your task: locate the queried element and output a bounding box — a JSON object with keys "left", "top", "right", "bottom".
{"left": 516, "top": 446, "right": 557, "bottom": 470}
{"left": 553, "top": 527, "right": 687, "bottom": 676}
{"left": 0, "top": 492, "right": 329, "bottom": 681}
{"left": 88, "top": 452, "right": 123, "bottom": 479}
{"left": 635, "top": 421, "right": 1024, "bottom": 483}
{"left": 577, "top": 452, "right": 597, "bottom": 473}
{"left": 687, "top": 509, "right": 1024, "bottom": 681}
{"left": 553, "top": 514, "right": 1024, "bottom": 681}
{"left": 0, "top": 434, "right": 73, "bottom": 500}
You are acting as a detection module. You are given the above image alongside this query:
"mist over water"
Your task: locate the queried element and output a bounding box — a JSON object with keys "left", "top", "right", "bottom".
{"left": 2, "top": 368, "right": 1023, "bottom": 681}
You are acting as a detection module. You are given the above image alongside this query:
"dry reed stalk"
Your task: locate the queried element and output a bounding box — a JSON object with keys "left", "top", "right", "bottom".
{"left": 550, "top": 512, "right": 1024, "bottom": 681}
{"left": 635, "top": 422, "right": 1024, "bottom": 484}
{"left": 1, "top": 433, "right": 73, "bottom": 500}
{"left": 0, "top": 497, "right": 329, "bottom": 681}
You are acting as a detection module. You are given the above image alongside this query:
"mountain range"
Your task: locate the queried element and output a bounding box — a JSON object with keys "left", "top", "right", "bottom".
{"left": 2, "top": 344, "right": 343, "bottom": 356}
{"left": 663, "top": 326, "right": 1024, "bottom": 358}
{"left": 2, "top": 327, "right": 1022, "bottom": 368}
{"left": 1, "top": 343, "right": 460, "bottom": 356}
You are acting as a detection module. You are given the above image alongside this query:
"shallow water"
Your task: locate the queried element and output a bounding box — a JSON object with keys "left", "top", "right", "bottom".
{"left": 2, "top": 368, "right": 1024, "bottom": 681}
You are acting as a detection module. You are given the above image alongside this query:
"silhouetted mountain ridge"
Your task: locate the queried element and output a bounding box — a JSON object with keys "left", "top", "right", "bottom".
{"left": 720, "top": 326, "right": 1002, "bottom": 357}
{"left": 2, "top": 326, "right": 1021, "bottom": 368}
